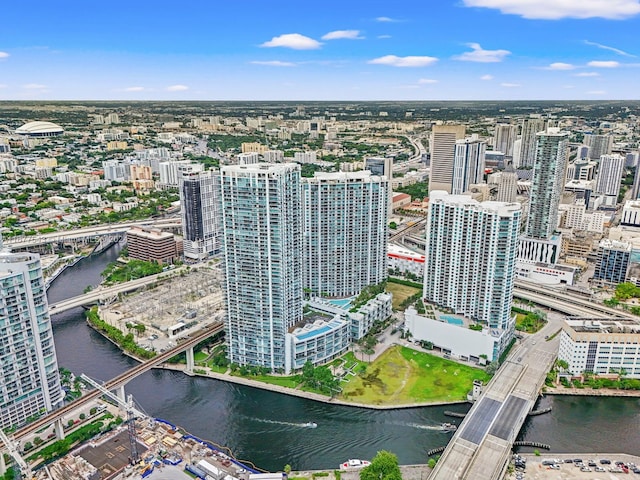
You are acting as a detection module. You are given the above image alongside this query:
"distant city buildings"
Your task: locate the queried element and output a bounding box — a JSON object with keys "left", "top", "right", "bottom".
{"left": 452, "top": 137, "right": 485, "bottom": 195}
{"left": 595, "top": 154, "right": 625, "bottom": 201}
{"left": 0, "top": 243, "right": 63, "bottom": 429}
{"left": 584, "top": 133, "right": 613, "bottom": 160}
{"left": 517, "top": 117, "right": 546, "bottom": 169}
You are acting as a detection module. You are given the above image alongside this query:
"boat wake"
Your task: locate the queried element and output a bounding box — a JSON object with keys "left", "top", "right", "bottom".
{"left": 248, "top": 418, "right": 317, "bottom": 428}
{"left": 393, "top": 421, "right": 455, "bottom": 432}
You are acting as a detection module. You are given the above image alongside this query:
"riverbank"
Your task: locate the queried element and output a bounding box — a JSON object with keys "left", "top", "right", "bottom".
{"left": 544, "top": 386, "right": 640, "bottom": 397}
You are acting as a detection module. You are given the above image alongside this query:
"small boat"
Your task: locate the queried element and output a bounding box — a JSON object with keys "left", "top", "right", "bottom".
{"left": 441, "top": 423, "right": 457, "bottom": 432}
{"left": 340, "top": 459, "right": 371, "bottom": 470}
{"left": 303, "top": 422, "right": 317, "bottom": 429}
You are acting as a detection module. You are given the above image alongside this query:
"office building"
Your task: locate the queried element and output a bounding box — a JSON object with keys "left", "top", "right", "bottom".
{"left": 179, "top": 168, "right": 221, "bottom": 262}
{"left": 496, "top": 164, "right": 518, "bottom": 203}
{"left": 424, "top": 191, "right": 521, "bottom": 334}
{"left": 593, "top": 239, "right": 631, "bottom": 287}
{"left": 302, "top": 171, "right": 388, "bottom": 298}
{"left": 559, "top": 319, "right": 640, "bottom": 378}
{"left": 102, "top": 160, "right": 127, "bottom": 182}
{"left": 159, "top": 160, "right": 198, "bottom": 187}
{"left": 429, "top": 125, "right": 466, "bottom": 193}
{"left": 221, "top": 163, "right": 303, "bottom": 371}
{"left": 365, "top": 157, "right": 393, "bottom": 213}
{"left": 525, "top": 128, "right": 569, "bottom": 240}
{"left": 595, "top": 154, "right": 625, "bottom": 197}
{"left": 517, "top": 117, "right": 546, "bottom": 168}
{"left": 452, "top": 137, "right": 485, "bottom": 195}
{"left": 0, "top": 243, "right": 63, "bottom": 429}
{"left": 493, "top": 124, "right": 517, "bottom": 157}
{"left": 584, "top": 134, "right": 613, "bottom": 160}
{"left": 238, "top": 152, "right": 260, "bottom": 165}
{"left": 126, "top": 226, "right": 178, "bottom": 264}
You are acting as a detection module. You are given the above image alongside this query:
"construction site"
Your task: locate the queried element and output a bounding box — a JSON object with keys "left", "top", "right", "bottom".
{"left": 99, "top": 265, "right": 226, "bottom": 352}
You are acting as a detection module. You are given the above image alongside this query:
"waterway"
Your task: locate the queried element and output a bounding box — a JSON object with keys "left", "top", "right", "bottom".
{"left": 47, "top": 246, "right": 640, "bottom": 471}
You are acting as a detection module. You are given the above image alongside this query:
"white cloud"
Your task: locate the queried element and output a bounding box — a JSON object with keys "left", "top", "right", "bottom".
{"left": 418, "top": 78, "right": 438, "bottom": 84}
{"left": 480, "top": 74, "right": 494, "bottom": 80}
{"left": 166, "top": 85, "right": 189, "bottom": 91}
{"left": 321, "top": 30, "right": 364, "bottom": 40}
{"left": 584, "top": 40, "right": 635, "bottom": 57}
{"left": 378, "top": 35, "right": 392, "bottom": 39}
{"left": 454, "top": 43, "right": 511, "bottom": 63}
{"left": 462, "top": 0, "right": 640, "bottom": 19}
{"left": 251, "top": 60, "right": 296, "bottom": 67}
{"left": 260, "top": 33, "right": 322, "bottom": 50}
{"left": 124, "top": 86, "right": 145, "bottom": 92}
{"left": 0, "top": 52, "right": 9, "bottom": 59}
{"left": 587, "top": 90, "right": 607, "bottom": 94}
{"left": 501, "top": 82, "right": 521, "bottom": 87}
{"left": 587, "top": 60, "right": 620, "bottom": 68}
{"left": 375, "top": 16, "right": 399, "bottom": 22}
{"left": 23, "top": 83, "right": 46, "bottom": 89}
{"left": 0, "top": 84, "right": 7, "bottom": 88}
{"left": 575, "top": 71, "right": 600, "bottom": 77}
{"left": 368, "top": 55, "right": 438, "bottom": 67}
{"left": 543, "top": 62, "right": 576, "bottom": 70}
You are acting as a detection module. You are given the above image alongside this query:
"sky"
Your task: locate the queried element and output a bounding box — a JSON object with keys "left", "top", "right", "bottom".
{"left": 1, "top": 0, "right": 640, "bottom": 101}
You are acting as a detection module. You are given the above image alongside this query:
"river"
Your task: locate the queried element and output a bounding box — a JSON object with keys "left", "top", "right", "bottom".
{"left": 46, "top": 246, "right": 640, "bottom": 471}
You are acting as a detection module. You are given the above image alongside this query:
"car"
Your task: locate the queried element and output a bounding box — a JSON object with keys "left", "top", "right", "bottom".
{"left": 580, "top": 466, "right": 592, "bottom": 472}
{"left": 588, "top": 461, "right": 597, "bottom": 467}
{"left": 564, "top": 459, "right": 573, "bottom": 463}
{"left": 549, "top": 464, "right": 560, "bottom": 470}
{"left": 595, "top": 466, "right": 606, "bottom": 472}
{"left": 573, "top": 458, "right": 583, "bottom": 464}
{"left": 600, "top": 459, "right": 611, "bottom": 464}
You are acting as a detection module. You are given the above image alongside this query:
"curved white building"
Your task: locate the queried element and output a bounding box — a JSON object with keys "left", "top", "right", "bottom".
{"left": 15, "top": 121, "right": 64, "bottom": 137}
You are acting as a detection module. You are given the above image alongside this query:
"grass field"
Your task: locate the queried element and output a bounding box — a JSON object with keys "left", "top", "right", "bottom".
{"left": 386, "top": 282, "right": 422, "bottom": 310}
{"left": 339, "top": 346, "right": 491, "bottom": 405}
{"left": 238, "top": 374, "right": 301, "bottom": 389}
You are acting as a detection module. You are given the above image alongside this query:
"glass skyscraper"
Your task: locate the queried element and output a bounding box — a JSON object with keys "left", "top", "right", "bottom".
{"left": 0, "top": 245, "right": 63, "bottom": 429}
{"left": 221, "top": 163, "right": 303, "bottom": 371}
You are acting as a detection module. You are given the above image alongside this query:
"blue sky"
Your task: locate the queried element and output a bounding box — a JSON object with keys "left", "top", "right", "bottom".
{"left": 1, "top": 0, "right": 640, "bottom": 100}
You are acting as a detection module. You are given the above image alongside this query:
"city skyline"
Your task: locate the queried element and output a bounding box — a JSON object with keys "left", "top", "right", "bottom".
{"left": 1, "top": 0, "right": 639, "bottom": 101}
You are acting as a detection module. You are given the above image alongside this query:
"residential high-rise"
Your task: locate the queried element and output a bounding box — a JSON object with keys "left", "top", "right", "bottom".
{"left": 584, "top": 134, "right": 613, "bottom": 160}
{"left": 518, "top": 117, "right": 546, "bottom": 168}
{"left": 423, "top": 191, "right": 521, "bottom": 333}
{"left": 494, "top": 124, "right": 517, "bottom": 157}
{"left": 364, "top": 157, "right": 393, "bottom": 213}
{"left": 429, "top": 125, "right": 466, "bottom": 193}
{"left": 0, "top": 243, "right": 63, "bottom": 429}
{"left": 179, "top": 167, "right": 221, "bottom": 262}
{"left": 595, "top": 154, "right": 625, "bottom": 197}
{"left": 525, "top": 128, "right": 569, "bottom": 240}
{"left": 452, "top": 137, "right": 485, "bottom": 194}
{"left": 302, "top": 171, "right": 388, "bottom": 298}
{"left": 221, "top": 163, "right": 303, "bottom": 370}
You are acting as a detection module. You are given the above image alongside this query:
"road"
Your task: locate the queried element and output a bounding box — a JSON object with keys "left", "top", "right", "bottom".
{"left": 4, "top": 217, "right": 181, "bottom": 249}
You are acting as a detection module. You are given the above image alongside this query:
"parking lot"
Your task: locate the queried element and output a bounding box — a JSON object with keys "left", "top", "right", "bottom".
{"left": 508, "top": 453, "right": 640, "bottom": 479}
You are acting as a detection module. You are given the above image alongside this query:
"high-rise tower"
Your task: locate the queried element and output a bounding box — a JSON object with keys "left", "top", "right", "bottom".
{"left": 525, "top": 128, "right": 569, "bottom": 240}
{"left": 179, "top": 167, "right": 221, "bottom": 262}
{"left": 452, "top": 138, "right": 486, "bottom": 195}
{"left": 423, "top": 191, "right": 521, "bottom": 334}
{"left": 494, "top": 124, "right": 518, "bottom": 157}
{"left": 0, "top": 245, "right": 63, "bottom": 429}
{"left": 302, "top": 171, "right": 388, "bottom": 298}
{"left": 595, "top": 154, "right": 625, "bottom": 197}
{"left": 429, "top": 125, "right": 466, "bottom": 193}
{"left": 517, "top": 117, "right": 546, "bottom": 168}
{"left": 221, "top": 163, "right": 303, "bottom": 370}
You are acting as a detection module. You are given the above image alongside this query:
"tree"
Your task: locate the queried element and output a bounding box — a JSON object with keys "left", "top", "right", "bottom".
{"left": 360, "top": 451, "right": 402, "bottom": 480}
{"left": 284, "top": 464, "right": 292, "bottom": 475}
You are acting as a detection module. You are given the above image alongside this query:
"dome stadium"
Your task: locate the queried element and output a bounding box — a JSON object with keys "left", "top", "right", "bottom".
{"left": 15, "top": 121, "right": 64, "bottom": 137}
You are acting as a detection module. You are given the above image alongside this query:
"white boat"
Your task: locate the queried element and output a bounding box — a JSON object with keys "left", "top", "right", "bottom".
{"left": 340, "top": 459, "right": 371, "bottom": 470}
{"left": 441, "top": 422, "right": 457, "bottom": 432}
{"left": 303, "top": 422, "right": 317, "bottom": 428}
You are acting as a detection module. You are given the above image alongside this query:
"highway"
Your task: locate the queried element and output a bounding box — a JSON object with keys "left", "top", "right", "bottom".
{"left": 9, "top": 322, "right": 224, "bottom": 445}
{"left": 48, "top": 267, "right": 188, "bottom": 314}
{"left": 4, "top": 217, "right": 181, "bottom": 249}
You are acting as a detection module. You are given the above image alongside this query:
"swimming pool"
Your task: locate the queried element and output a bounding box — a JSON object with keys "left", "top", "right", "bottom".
{"left": 327, "top": 297, "right": 354, "bottom": 309}
{"left": 440, "top": 315, "right": 464, "bottom": 326}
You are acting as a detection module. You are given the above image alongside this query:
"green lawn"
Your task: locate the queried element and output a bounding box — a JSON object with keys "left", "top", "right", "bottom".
{"left": 194, "top": 351, "right": 209, "bottom": 363}
{"left": 386, "top": 282, "right": 421, "bottom": 310}
{"left": 233, "top": 373, "right": 301, "bottom": 389}
{"left": 339, "top": 346, "right": 490, "bottom": 405}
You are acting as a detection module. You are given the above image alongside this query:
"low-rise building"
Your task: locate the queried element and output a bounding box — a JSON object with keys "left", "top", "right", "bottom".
{"left": 126, "top": 226, "right": 178, "bottom": 264}
{"left": 559, "top": 318, "right": 640, "bottom": 378}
